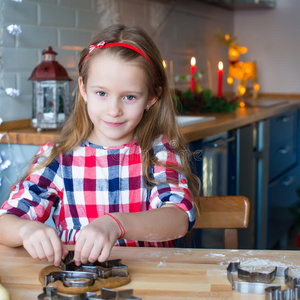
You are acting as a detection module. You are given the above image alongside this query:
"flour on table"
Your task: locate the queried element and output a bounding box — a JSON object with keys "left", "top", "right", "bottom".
{"left": 287, "top": 267, "right": 300, "bottom": 278}
{"left": 204, "top": 252, "right": 226, "bottom": 258}
{"left": 156, "top": 261, "right": 167, "bottom": 267}
{"left": 239, "top": 258, "right": 288, "bottom": 273}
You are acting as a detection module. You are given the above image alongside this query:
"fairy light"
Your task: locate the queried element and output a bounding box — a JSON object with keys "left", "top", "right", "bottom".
{"left": 6, "top": 24, "right": 22, "bottom": 36}
{"left": 5, "top": 88, "right": 20, "bottom": 97}
{"left": 0, "top": 157, "right": 11, "bottom": 171}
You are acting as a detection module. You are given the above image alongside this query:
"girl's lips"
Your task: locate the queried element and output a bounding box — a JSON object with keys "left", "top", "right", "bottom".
{"left": 104, "top": 121, "right": 124, "bottom": 127}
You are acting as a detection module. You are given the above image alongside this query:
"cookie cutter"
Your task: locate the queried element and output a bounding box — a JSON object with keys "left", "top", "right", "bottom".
{"left": 38, "top": 286, "right": 96, "bottom": 299}
{"left": 265, "top": 286, "right": 300, "bottom": 300}
{"left": 45, "top": 251, "right": 128, "bottom": 288}
{"left": 38, "top": 286, "right": 142, "bottom": 300}
{"left": 227, "top": 262, "right": 300, "bottom": 299}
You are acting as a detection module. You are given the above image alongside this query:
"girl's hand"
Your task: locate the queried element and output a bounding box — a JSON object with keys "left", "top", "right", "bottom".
{"left": 19, "top": 220, "right": 68, "bottom": 266}
{"left": 74, "top": 215, "right": 121, "bottom": 265}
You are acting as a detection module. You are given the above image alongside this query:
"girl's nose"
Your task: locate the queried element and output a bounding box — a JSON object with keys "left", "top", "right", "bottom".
{"left": 107, "top": 99, "right": 122, "bottom": 117}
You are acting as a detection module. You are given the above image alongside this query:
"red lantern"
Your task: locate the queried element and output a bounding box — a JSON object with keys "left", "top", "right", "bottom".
{"left": 28, "top": 46, "right": 72, "bottom": 131}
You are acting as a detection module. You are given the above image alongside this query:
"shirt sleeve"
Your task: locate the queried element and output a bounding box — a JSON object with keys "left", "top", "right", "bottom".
{"left": 0, "top": 142, "right": 62, "bottom": 223}
{"left": 149, "top": 136, "right": 195, "bottom": 231}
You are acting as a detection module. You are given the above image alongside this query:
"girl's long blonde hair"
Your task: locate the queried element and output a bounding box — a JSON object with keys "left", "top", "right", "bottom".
{"left": 26, "top": 24, "right": 200, "bottom": 198}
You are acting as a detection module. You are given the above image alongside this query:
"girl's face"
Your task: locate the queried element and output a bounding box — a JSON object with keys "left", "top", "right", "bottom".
{"left": 79, "top": 53, "right": 157, "bottom": 147}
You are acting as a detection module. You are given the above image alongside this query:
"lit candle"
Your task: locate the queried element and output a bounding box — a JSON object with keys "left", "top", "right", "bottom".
{"left": 218, "top": 61, "right": 223, "bottom": 98}
{"left": 190, "top": 57, "right": 196, "bottom": 93}
{"left": 162, "top": 59, "right": 167, "bottom": 70}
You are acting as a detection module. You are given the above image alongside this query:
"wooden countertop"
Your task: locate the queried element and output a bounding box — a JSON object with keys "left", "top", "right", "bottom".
{"left": 0, "top": 244, "right": 299, "bottom": 299}
{"left": 1, "top": 96, "right": 300, "bottom": 145}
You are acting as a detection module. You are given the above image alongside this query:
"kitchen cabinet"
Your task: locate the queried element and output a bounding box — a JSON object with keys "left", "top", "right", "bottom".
{"left": 187, "top": 108, "right": 300, "bottom": 250}
{"left": 267, "top": 109, "right": 300, "bottom": 249}
{"left": 232, "top": 109, "right": 300, "bottom": 249}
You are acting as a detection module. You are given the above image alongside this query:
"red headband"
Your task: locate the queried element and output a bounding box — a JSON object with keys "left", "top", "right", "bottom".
{"left": 84, "top": 40, "right": 157, "bottom": 76}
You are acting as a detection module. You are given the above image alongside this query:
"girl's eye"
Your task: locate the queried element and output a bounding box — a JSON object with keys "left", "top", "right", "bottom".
{"left": 124, "top": 95, "right": 136, "bottom": 101}
{"left": 96, "top": 91, "right": 106, "bottom": 97}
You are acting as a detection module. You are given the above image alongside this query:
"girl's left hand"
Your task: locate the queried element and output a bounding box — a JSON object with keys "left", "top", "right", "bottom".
{"left": 73, "top": 215, "right": 121, "bottom": 265}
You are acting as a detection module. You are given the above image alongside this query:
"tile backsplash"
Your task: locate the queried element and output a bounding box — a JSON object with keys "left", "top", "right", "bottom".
{"left": 1, "top": 0, "right": 233, "bottom": 122}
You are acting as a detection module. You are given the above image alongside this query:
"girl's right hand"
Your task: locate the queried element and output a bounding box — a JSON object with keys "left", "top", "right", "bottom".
{"left": 19, "top": 221, "right": 68, "bottom": 266}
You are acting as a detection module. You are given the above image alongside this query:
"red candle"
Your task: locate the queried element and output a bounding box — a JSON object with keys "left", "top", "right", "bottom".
{"left": 190, "top": 57, "right": 196, "bottom": 93}
{"left": 218, "top": 61, "right": 223, "bottom": 97}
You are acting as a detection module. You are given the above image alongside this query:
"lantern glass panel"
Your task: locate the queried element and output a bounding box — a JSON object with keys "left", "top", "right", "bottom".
{"left": 31, "top": 80, "right": 69, "bottom": 130}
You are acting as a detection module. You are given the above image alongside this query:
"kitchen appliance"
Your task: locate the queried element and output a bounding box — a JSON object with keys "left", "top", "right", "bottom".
{"left": 187, "top": 130, "right": 237, "bottom": 248}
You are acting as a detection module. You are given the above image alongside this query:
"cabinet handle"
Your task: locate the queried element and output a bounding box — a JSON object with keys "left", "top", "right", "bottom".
{"left": 204, "top": 136, "right": 236, "bottom": 148}
{"left": 282, "top": 175, "right": 295, "bottom": 186}
{"left": 278, "top": 145, "right": 293, "bottom": 154}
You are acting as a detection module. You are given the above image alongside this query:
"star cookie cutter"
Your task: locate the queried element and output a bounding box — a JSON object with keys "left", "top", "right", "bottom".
{"left": 45, "top": 251, "right": 128, "bottom": 287}
{"left": 227, "top": 262, "right": 300, "bottom": 299}
{"left": 38, "top": 286, "right": 142, "bottom": 300}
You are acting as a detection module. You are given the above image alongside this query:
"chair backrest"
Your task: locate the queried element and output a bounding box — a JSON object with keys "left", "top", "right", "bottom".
{"left": 193, "top": 196, "right": 250, "bottom": 249}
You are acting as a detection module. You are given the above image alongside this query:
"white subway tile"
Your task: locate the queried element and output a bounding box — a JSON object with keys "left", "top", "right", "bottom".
{"left": 39, "top": 4, "right": 75, "bottom": 27}
{"left": 4, "top": 1, "right": 37, "bottom": 25}
{"left": 3, "top": 72, "right": 16, "bottom": 92}
{"left": 3, "top": 48, "right": 38, "bottom": 72}
{"left": 3, "top": 30, "right": 16, "bottom": 48}
{"left": 17, "top": 25, "right": 57, "bottom": 49}
{"left": 55, "top": 50, "right": 77, "bottom": 69}
{"left": 76, "top": 10, "right": 102, "bottom": 30}
{"left": 29, "top": 0, "right": 57, "bottom": 5}
{"left": 0, "top": 95, "right": 32, "bottom": 122}
{"left": 19, "top": 72, "right": 33, "bottom": 96}
{"left": 0, "top": 0, "right": 233, "bottom": 123}
{"left": 59, "top": 29, "right": 92, "bottom": 49}
{"left": 59, "top": 0, "right": 92, "bottom": 10}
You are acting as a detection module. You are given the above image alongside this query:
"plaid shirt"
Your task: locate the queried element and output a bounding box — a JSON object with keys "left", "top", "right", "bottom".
{"left": 0, "top": 135, "right": 195, "bottom": 247}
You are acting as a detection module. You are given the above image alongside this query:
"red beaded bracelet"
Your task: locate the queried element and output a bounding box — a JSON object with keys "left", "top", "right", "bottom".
{"left": 104, "top": 213, "right": 125, "bottom": 239}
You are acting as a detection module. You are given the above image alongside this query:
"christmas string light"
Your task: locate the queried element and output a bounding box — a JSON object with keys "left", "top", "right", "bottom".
{"left": 5, "top": 87, "right": 20, "bottom": 97}
{"left": 6, "top": 24, "right": 22, "bottom": 36}
{"left": 0, "top": 156, "right": 11, "bottom": 171}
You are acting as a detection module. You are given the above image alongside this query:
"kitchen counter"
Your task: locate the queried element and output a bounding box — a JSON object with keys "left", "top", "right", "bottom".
{"left": 1, "top": 96, "right": 300, "bottom": 145}
{"left": 0, "top": 244, "right": 299, "bottom": 299}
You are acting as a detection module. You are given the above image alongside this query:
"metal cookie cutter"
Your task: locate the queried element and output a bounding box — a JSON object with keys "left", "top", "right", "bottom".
{"left": 38, "top": 286, "right": 142, "bottom": 300}
{"left": 45, "top": 251, "right": 128, "bottom": 288}
{"left": 227, "top": 262, "right": 300, "bottom": 300}
{"left": 227, "top": 262, "right": 285, "bottom": 294}
{"left": 265, "top": 286, "right": 300, "bottom": 300}
{"left": 265, "top": 268, "right": 300, "bottom": 300}
{"left": 38, "top": 286, "right": 97, "bottom": 299}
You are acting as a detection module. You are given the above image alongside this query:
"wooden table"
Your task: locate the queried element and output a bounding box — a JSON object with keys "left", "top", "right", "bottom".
{"left": 1, "top": 245, "right": 300, "bottom": 299}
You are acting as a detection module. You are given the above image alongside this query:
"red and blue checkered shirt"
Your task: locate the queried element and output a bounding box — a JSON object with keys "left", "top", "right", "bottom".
{"left": 0, "top": 135, "right": 195, "bottom": 247}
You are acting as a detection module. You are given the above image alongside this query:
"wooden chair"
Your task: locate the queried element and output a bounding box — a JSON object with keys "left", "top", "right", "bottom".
{"left": 193, "top": 196, "right": 250, "bottom": 249}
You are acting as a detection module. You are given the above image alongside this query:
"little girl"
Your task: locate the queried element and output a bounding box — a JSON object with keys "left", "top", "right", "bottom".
{"left": 0, "top": 24, "right": 199, "bottom": 267}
